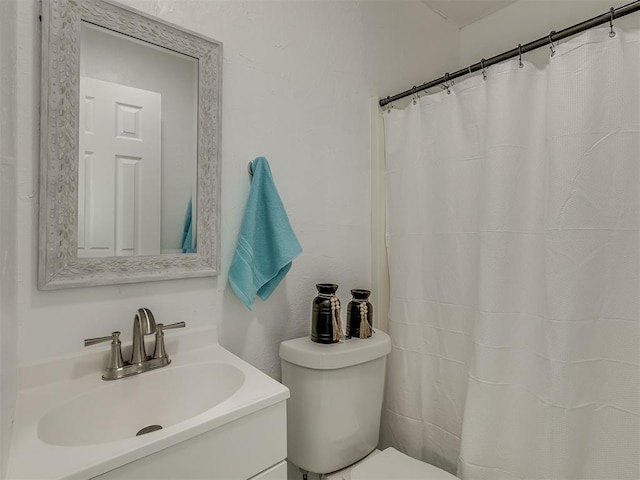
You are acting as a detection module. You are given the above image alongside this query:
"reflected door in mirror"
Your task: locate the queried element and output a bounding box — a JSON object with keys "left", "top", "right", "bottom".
{"left": 78, "top": 78, "right": 162, "bottom": 257}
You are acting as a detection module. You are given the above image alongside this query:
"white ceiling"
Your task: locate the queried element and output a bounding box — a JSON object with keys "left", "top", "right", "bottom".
{"left": 422, "top": 0, "right": 517, "bottom": 28}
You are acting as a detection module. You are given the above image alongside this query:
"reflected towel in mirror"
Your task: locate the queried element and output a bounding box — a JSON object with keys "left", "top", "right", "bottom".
{"left": 182, "top": 198, "right": 195, "bottom": 253}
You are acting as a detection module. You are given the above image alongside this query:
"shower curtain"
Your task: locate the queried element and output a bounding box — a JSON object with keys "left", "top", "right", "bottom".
{"left": 381, "top": 27, "right": 639, "bottom": 480}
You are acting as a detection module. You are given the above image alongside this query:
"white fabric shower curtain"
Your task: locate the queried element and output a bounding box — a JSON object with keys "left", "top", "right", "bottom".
{"left": 381, "top": 28, "right": 639, "bottom": 480}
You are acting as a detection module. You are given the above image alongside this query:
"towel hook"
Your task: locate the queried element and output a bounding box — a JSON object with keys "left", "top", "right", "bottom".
{"left": 247, "top": 161, "right": 254, "bottom": 178}
{"left": 549, "top": 31, "right": 556, "bottom": 57}
{"left": 609, "top": 7, "right": 616, "bottom": 37}
{"left": 518, "top": 44, "right": 524, "bottom": 68}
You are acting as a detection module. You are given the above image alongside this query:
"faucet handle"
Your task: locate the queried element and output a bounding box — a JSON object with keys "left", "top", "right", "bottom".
{"left": 152, "top": 322, "right": 186, "bottom": 362}
{"left": 163, "top": 321, "right": 186, "bottom": 331}
{"left": 84, "top": 331, "right": 125, "bottom": 378}
{"left": 84, "top": 331, "right": 121, "bottom": 347}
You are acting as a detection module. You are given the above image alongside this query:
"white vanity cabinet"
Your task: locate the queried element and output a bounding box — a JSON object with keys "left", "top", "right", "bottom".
{"left": 94, "top": 401, "right": 287, "bottom": 480}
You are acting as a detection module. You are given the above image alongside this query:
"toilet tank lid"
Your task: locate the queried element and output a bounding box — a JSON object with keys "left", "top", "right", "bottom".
{"left": 350, "top": 448, "right": 458, "bottom": 480}
{"left": 279, "top": 331, "right": 391, "bottom": 370}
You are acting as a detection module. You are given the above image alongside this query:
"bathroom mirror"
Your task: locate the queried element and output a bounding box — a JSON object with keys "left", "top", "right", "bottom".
{"left": 39, "top": 0, "right": 222, "bottom": 289}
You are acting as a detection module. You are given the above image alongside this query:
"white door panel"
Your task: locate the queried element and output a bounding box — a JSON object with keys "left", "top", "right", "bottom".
{"left": 78, "top": 77, "right": 161, "bottom": 258}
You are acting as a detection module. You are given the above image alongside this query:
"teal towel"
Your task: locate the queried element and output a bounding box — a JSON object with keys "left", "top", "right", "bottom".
{"left": 229, "top": 157, "right": 302, "bottom": 310}
{"left": 181, "top": 198, "right": 195, "bottom": 253}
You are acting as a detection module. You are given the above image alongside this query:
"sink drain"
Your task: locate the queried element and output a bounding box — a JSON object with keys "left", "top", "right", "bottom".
{"left": 136, "top": 425, "right": 163, "bottom": 436}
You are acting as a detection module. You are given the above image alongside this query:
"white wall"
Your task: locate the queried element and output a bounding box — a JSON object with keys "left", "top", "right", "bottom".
{"left": 0, "top": 0, "right": 19, "bottom": 476}
{"left": 460, "top": 0, "right": 640, "bottom": 68}
{"left": 16, "top": 0, "right": 459, "bottom": 381}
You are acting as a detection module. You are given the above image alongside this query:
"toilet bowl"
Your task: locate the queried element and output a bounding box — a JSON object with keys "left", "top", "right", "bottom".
{"left": 324, "top": 448, "right": 458, "bottom": 480}
{"left": 347, "top": 447, "right": 457, "bottom": 479}
{"left": 279, "top": 331, "right": 457, "bottom": 479}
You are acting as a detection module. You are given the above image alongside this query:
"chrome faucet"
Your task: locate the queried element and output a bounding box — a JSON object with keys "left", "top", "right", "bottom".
{"left": 84, "top": 308, "right": 186, "bottom": 380}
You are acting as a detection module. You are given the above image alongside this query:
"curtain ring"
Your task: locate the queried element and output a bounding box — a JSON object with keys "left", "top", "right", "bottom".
{"left": 481, "top": 58, "right": 487, "bottom": 80}
{"left": 442, "top": 73, "right": 451, "bottom": 95}
{"left": 609, "top": 7, "right": 616, "bottom": 37}
{"left": 518, "top": 44, "right": 524, "bottom": 68}
{"left": 412, "top": 86, "right": 418, "bottom": 105}
{"left": 549, "top": 31, "right": 556, "bottom": 57}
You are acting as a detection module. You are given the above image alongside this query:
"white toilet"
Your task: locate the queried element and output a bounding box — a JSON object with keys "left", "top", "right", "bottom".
{"left": 280, "top": 331, "right": 458, "bottom": 479}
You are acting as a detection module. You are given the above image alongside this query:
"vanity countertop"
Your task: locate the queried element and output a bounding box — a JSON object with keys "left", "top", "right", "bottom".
{"left": 7, "top": 327, "right": 289, "bottom": 480}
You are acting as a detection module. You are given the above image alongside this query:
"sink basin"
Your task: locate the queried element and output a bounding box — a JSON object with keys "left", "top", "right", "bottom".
{"left": 37, "top": 362, "right": 245, "bottom": 446}
{"left": 8, "top": 331, "right": 289, "bottom": 480}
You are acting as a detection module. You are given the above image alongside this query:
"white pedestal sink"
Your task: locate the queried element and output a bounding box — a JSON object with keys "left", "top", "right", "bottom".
{"left": 7, "top": 327, "right": 289, "bottom": 479}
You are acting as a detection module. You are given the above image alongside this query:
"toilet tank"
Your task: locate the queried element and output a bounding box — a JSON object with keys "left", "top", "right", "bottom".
{"left": 279, "top": 331, "right": 391, "bottom": 475}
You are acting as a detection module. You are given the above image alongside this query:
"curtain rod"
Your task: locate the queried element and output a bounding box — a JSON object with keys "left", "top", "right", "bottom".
{"left": 379, "top": 0, "right": 640, "bottom": 107}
